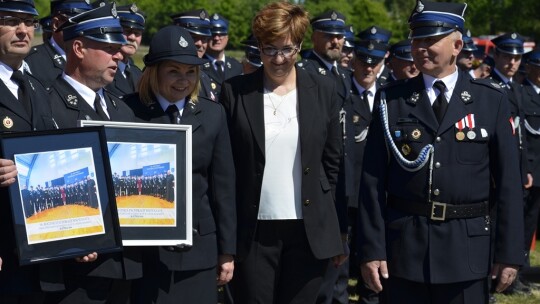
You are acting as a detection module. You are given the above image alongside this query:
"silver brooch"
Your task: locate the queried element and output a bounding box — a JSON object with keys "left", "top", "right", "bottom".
{"left": 66, "top": 95, "right": 78, "bottom": 106}
{"left": 460, "top": 91, "right": 472, "bottom": 103}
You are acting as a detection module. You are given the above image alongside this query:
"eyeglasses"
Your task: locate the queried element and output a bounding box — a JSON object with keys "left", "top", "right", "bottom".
{"left": 260, "top": 46, "right": 299, "bottom": 58}
{"left": 0, "top": 16, "right": 39, "bottom": 29}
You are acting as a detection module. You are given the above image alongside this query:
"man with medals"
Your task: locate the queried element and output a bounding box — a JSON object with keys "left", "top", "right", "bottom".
{"left": 358, "top": 1, "right": 524, "bottom": 303}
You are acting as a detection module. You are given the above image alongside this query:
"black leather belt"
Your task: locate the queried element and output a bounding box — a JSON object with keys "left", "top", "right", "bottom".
{"left": 388, "top": 196, "right": 489, "bottom": 221}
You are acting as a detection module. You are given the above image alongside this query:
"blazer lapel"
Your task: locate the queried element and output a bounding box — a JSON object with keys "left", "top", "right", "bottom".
{"left": 406, "top": 76, "right": 439, "bottom": 134}
{"left": 242, "top": 68, "right": 266, "bottom": 157}
{"left": 297, "top": 68, "right": 316, "bottom": 146}
{"left": 180, "top": 100, "right": 201, "bottom": 133}
{"left": 437, "top": 72, "right": 472, "bottom": 135}
{"left": 0, "top": 80, "right": 30, "bottom": 123}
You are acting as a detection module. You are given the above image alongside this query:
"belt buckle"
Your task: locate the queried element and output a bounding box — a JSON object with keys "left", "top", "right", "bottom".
{"left": 431, "top": 201, "right": 446, "bottom": 221}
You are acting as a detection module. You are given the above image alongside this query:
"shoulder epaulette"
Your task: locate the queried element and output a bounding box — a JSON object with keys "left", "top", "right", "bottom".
{"left": 471, "top": 78, "right": 505, "bottom": 92}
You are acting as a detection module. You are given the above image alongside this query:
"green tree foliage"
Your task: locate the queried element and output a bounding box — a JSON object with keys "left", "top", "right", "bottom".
{"left": 33, "top": 0, "right": 539, "bottom": 50}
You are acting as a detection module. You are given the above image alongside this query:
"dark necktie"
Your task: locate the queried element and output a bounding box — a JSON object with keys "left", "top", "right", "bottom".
{"left": 11, "top": 70, "right": 32, "bottom": 116}
{"left": 331, "top": 65, "right": 340, "bottom": 79}
{"left": 166, "top": 104, "right": 180, "bottom": 124}
{"left": 432, "top": 81, "right": 448, "bottom": 123}
{"left": 94, "top": 94, "right": 109, "bottom": 120}
{"left": 215, "top": 60, "right": 224, "bottom": 81}
{"left": 124, "top": 64, "right": 135, "bottom": 91}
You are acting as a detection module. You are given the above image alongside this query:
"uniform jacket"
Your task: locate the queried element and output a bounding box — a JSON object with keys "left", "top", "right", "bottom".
{"left": 202, "top": 55, "right": 242, "bottom": 94}
{"left": 123, "top": 94, "right": 236, "bottom": 271}
{"left": 48, "top": 77, "right": 140, "bottom": 280}
{"left": 0, "top": 69, "right": 62, "bottom": 293}
{"left": 296, "top": 52, "right": 351, "bottom": 101}
{"left": 105, "top": 58, "right": 143, "bottom": 98}
{"left": 220, "top": 67, "right": 344, "bottom": 261}
{"left": 341, "top": 78, "right": 380, "bottom": 210}
{"left": 490, "top": 71, "right": 530, "bottom": 183}
{"left": 358, "top": 70, "right": 524, "bottom": 284}
{"left": 48, "top": 76, "right": 137, "bottom": 129}
{"left": 522, "top": 79, "right": 540, "bottom": 186}
{"left": 25, "top": 40, "right": 66, "bottom": 90}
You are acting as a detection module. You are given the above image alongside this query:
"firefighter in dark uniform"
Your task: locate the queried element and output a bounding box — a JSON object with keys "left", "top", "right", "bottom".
{"left": 44, "top": 4, "right": 139, "bottom": 303}
{"left": 358, "top": 1, "right": 524, "bottom": 303}
{"left": 240, "top": 33, "right": 262, "bottom": 75}
{"left": 39, "top": 15, "right": 52, "bottom": 42}
{"left": 357, "top": 25, "right": 392, "bottom": 86}
{"left": 202, "top": 13, "right": 242, "bottom": 93}
{"left": 25, "top": 0, "right": 92, "bottom": 90}
{"left": 296, "top": 10, "right": 350, "bottom": 101}
{"left": 518, "top": 50, "right": 540, "bottom": 292}
{"left": 171, "top": 9, "right": 220, "bottom": 102}
{"left": 386, "top": 39, "right": 419, "bottom": 83}
{"left": 457, "top": 29, "right": 478, "bottom": 78}
{"left": 0, "top": 1, "right": 66, "bottom": 303}
{"left": 105, "top": 3, "right": 145, "bottom": 98}
{"left": 338, "top": 25, "right": 355, "bottom": 71}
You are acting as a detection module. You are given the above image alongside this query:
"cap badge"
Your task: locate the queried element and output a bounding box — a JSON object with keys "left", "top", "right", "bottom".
{"left": 466, "top": 29, "right": 471, "bottom": 37}
{"left": 371, "top": 27, "right": 377, "bottom": 34}
{"left": 130, "top": 4, "right": 138, "bottom": 13}
{"left": 460, "top": 91, "right": 472, "bottom": 103}
{"left": 179, "top": 36, "right": 188, "bottom": 48}
{"left": 349, "top": 25, "right": 354, "bottom": 33}
{"left": 111, "top": 3, "right": 117, "bottom": 18}
{"left": 213, "top": 14, "right": 219, "bottom": 20}
{"left": 366, "top": 57, "right": 373, "bottom": 64}
{"left": 3, "top": 116, "right": 13, "bottom": 129}
{"left": 511, "top": 33, "right": 517, "bottom": 39}
{"left": 416, "top": 0, "right": 425, "bottom": 13}
{"left": 331, "top": 11, "right": 337, "bottom": 20}
{"left": 200, "top": 11, "right": 206, "bottom": 19}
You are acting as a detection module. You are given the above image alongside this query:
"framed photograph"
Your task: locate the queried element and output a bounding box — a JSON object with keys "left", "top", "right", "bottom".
{"left": 78, "top": 121, "right": 192, "bottom": 247}
{"left": 0, "top": 127, "right": 122, "bottom": 265}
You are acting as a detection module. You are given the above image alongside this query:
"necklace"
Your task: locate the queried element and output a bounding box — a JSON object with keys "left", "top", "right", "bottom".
{"left": 267, "top": 91, "right": 286, "bottom": 116}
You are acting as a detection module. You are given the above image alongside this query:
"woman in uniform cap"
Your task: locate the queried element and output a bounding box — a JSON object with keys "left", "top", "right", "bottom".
{"left": 124, "top": 25, "right": 236, "bottom": 304}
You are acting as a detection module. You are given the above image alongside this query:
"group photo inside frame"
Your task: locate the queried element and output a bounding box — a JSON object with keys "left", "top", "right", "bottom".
{"left": 78, "top": 120, "right": 193, "bottom": 247}
{"left": 0, "top": 127, "right": 122, "bottom": 265}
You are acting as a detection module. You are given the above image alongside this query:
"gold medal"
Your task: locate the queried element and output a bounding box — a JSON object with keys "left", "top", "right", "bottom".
{"left": 467, "top": 130, "right": 476, "bottom": 140}
{"left": 456, "top": 131, "right": 465, "bottom": 141}
{"left": 211, "top": 83, "right": 216, "bottom": 90}
{"left": 411, "top": 129, "right": 421, "bottom": 140}
{"left": 401, "top": 144, "right": 411, "bottom": 156}
{"left": 3, "top": 116, "right": 13, "bottom": 129}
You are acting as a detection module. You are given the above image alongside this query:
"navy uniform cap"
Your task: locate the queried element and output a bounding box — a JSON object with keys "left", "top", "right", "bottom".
{"left": 40, "top": 15, "right": 52, "bottom": 33}
{"left": 0, "top": 0, "right": 38, "bottom": 16}
{"left": 311, "top": 10, "right": 346, "bottom": 35}
{"left": 58, "top": 2, "right": 127, "bottom": 44}
{"left": 491, "top": 33, "right": 525, "bottom": 55}
{"left": 408, "top": 0, "right": 466, "bottom": 39}
{"left": 171, "top": 9, "right": 212, "bottom": 37}
{"left": 389, "top": 39, "right": 413, "bottom": 62}
{"left": 343, "top": 25, "right": 355, "bottom": 48}
{"left": 526, "top": 50, "right": 540, "bottom": 67}
{"left": 51, "top": 0, "right": 92, "bottom": 17}
{"left": 144, "top": 25, "right": 207, "bottom": 66}
{"left": 357, "top": 25, "right": 392, "bottom": 44}
{"left": 483, "top": 56, "right": 495, "bottom": 68}
{"left": 241, "top": 34, "right": 262, "bottom": 67}
{"left": 354, "top": 40, "right": 389, "bottom": 64}
{"left": 462, "top": 29, "right": 477, "bottom": 52}
{"left": 117, "top": 3, "right": 145, "bottom": 30}
{"left": 210, "top": 13, "right": 228, "bottom": 35}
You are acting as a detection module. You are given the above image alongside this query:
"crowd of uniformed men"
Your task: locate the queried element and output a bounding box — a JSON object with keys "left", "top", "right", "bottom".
{"left": 0, "top": 0, "right": 538, "bottom": 303}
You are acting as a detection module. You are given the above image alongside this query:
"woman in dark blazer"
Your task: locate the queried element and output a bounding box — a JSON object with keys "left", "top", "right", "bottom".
{"left": 123, "top": 25, "right": 236, "bottom": 304}
{"left": 220, "top": 2, "right": 346, "bottom": 303}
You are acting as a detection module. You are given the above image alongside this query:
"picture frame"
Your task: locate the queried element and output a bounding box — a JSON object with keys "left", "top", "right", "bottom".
{"left": 78, "top": 120, "right": 192, "bottom": 247}
{"left": 0, "top": 127, "right": 122, "bottom": 265}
